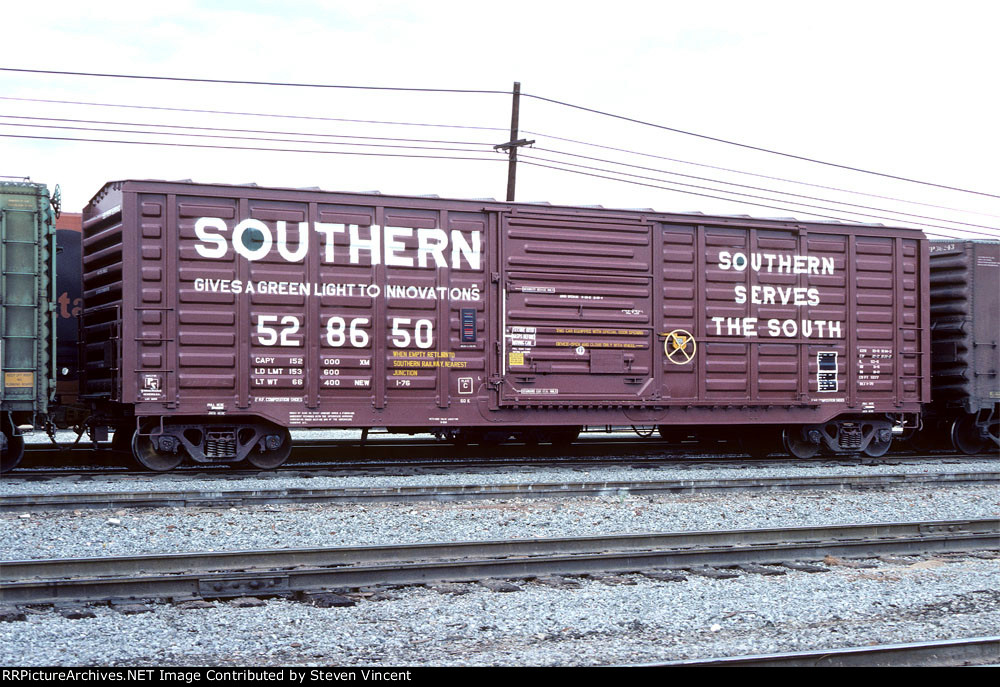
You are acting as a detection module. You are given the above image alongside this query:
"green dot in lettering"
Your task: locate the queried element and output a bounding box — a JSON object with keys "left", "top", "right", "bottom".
{"left": 241, "top": 227, "right": 265, "bottom": 252}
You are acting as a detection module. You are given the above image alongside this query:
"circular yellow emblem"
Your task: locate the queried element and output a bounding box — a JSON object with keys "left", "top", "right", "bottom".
{"left": 663, "top": 329, "right": 696, "bottom": 364}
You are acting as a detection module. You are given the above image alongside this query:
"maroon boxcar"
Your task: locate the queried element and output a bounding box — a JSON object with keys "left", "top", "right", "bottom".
{"left": 80, "top": 180, "right": 930, "bottom": 469}
{"left": 925, "top": 240, "right": 1000, "bottom": 454}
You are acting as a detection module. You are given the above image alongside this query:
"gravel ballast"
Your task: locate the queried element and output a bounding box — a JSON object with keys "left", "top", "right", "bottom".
{"left": 1, "top": 556, "right": 997, "bottom": 666}
{"left": 2, "top": 451, "right": 997, "bottom": 666}
{"left": 2, "top": 484, "right": 997, "bottom": 560}
{"left": 3, "top": 455, "right": 998, "bottom": 496}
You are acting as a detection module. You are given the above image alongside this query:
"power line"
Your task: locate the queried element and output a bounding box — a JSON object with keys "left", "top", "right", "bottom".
{"left": 0, "top": 132, "right": 505, "bottom": 163}
{"left": 2, "top": 128, "right": 987, "bottom": 240}
{"left": 529, "top": 146, "right": 1000, "bottom": 233}
{"left": 522, "top": 128, "right": 1000, "bottom": 220}
{"left": 0, "top": 96, "right": 510, "bottom": 132}
{"left": 523, "top": 152, "right": 1000, "bottom": 238}
{"left": 10, "top": 116, "right": 982, "bottom": 233}
{"left": 521, "top": 91, "right": 1000, "bottom": 200}
{"left": 6, "top": 67, "right": 994, "bottom": 200}
{"left": 523, "top": 158, "right": 991, "bottom": 241}
{"left": 0, "top": 114, "right": 496, "bottom": 147}
{"left": 0, "top": 127, "right": 481, "bottom": 156}
{"left": 520, "top": 158, "right": 999, "bottom": 240}
{"left": 0, "top": 67, "right": 509, "bottom": 95}
{"left": 6, "top": 68, "right": 996, "bottom": 226}
{"left": 0, "top": 119, "right": 492, "bottom": 154}
{"left": 11, "top": 94, "right": 989, "bottom": 221}
{"left": 519, "top": 158, "right": 870, "bottom": 224}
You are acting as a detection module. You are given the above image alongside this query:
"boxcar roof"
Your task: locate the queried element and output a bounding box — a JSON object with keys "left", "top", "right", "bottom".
{"left": 85, "top": 178, "right": 922, "bottom": 235}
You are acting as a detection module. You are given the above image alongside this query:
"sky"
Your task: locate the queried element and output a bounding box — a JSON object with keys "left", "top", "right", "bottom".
{"left": 1, "top": 0, "right": 998, "bottom": 240}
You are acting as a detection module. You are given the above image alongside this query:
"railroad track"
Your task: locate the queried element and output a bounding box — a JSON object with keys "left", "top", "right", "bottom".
{"left": 643, "top": 636, "right": 1000, "bottom": 667}
{"left": 2, "top": 519, "right": 996, "bottom": 605}
{"left": 8, "top": 442, "right": 983, "bottom": 481}
{"left": 12, "top": 437, "right": 719, "bottom": 476}
{"left": 3, "top": 471, "right": 997, "bottom": 512}
{"left": 22, "top": 433, "right": 676, "bottom": 457}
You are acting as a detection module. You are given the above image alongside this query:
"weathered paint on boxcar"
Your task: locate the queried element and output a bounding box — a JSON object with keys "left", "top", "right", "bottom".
{"left": 498, "top": 208, "right": 928, "bottom": 417}
{"left": 81, "top": 181, "right": 931, "bottom": 465}
{"left": 54, "top": 213, "right": 84, "bottom": 418}
{"left": 1, "top": 180, "right": 58, "bottom": 471}
{"left": 926, "top": 240, "right": 999, "bottom": 453}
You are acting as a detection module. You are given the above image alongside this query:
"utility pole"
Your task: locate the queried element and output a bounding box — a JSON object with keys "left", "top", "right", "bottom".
{"left": 494, "top": 81, "right": 534, "bottom": 202}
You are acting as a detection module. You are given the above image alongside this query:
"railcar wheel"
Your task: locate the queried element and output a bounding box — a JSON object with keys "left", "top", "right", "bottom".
{"left": 246, "top": 427, "right": 292, "bottom": 469}
{"left": 863, "top": 436, "right": 892, "bottom": 457}
{"left": 1, "top": 431, "right": 25, "bottom": 473}
{"left": 782, "top": 429, "right": 820, "bottom": 459}
{"left": 131, "top": 424, "right": 185, "bottom": 472}
{"left": 951, "top": 415, "right": 989, "bottom": 455}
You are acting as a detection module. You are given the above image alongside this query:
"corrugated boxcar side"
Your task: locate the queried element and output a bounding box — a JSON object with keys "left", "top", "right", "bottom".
{"left": 929, "top": 240, "right": 1000, "bottom": 413}
{"left": 500, "top": 209, "right": 656, "bottom": 404}
{"left": 83, "top": 181, "right": 929, "bottom": 434}
{"left": 1, "top": 181, "right": 56, "bottom": 418}
{"left": 79, "top": 186, "right": 125, "bottom": 402}
{"left": 83, "top": 182, "right": 491, "bottom": 429}
{"left": 499, "top": 209, "right": 927, "bottom": 420}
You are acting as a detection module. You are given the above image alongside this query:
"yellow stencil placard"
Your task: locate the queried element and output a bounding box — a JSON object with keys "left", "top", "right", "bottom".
{"left": 4, "top": 372, "right": 35, "bottom": 388}
{"left": 509, "top": 351, "right": 525, "bottom": 366}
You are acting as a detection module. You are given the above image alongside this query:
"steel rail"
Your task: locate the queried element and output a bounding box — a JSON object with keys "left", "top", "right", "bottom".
{"left": 2, "top": 519, "right": 996, "bottom": 604}
{"left": 20, "top": 437, "right": 720, "bottom": 462}
{"left": 20, "top": 436, "right": 970, "bottom": 457}
{"left": 8, "top": 448, "right": 980, "bottom": 481}
{"left": 2, "top": 472, "right": 997, "bottom": 512}
{"left": 12, "top": 439, "right": 708, "bottom": 473}
{"left": 640, "top": 636, "right": 1000, "bottom": 667}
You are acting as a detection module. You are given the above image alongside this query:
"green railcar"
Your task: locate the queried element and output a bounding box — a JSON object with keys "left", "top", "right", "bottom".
{"left": 1, "top": 179, "right": 58, "bottom": 471}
